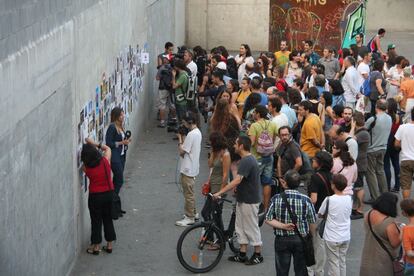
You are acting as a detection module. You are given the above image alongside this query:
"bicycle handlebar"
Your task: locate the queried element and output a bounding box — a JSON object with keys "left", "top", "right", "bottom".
{"left": 208, "top": 193, "right": 232, "bottom": 203}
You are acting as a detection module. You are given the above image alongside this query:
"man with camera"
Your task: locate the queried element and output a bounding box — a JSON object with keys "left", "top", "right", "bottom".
{"left": 175, "top": 112, "right": 202, "bottom": 227}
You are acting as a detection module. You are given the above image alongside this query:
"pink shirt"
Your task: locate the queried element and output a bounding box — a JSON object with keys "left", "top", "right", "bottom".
{"left": 331, "top": 158, "right": 358, "bottom": 195}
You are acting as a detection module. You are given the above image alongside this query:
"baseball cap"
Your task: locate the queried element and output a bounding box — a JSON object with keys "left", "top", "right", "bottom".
{"left": 216, "top": 61, "right": 227, "bottom": 70}
{"left": 387, "top": 44, "right": 396, "bottom": 50}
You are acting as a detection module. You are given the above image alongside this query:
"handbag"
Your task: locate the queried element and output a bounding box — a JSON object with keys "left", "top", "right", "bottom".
{"left": 318, "top": 197, "right": 329, "bottom": 239}
{"left": 103, "top": 159, "right": 121, "bottom": 220}
{"left": 201, "top": 181, "right": 211, "bottom": 196}
{"left": 281, "top": 192, "right": 316, "bottom": 267}
{"left": 367, "top": 210, "right": 404, "bottom": 276}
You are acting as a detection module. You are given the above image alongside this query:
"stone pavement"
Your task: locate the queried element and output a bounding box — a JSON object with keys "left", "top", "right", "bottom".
{"left": 71, "top": 120, "right": 375, "bottom": 276}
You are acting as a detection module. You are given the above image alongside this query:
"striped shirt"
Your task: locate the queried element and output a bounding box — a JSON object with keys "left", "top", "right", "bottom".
{"left": 266, "top": 190, "right": 316, "bottom": 237}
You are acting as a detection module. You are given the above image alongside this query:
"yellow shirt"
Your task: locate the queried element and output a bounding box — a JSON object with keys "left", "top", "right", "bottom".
{"left": 274, "top": 51, "right": 291, "bottom": 67}
{"left": 300, "top": 114, "right": 322, "bottom": 158}
{"left": 236, "top": 90, "right": 251, "bottom": 118}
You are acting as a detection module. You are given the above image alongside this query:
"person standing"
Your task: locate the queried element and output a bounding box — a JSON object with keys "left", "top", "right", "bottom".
{"left": 395, "top": 108, "right": 414, "bottom": 199}
{"left": 82, "top": 138, "right": 116, "bottom": 255}
{"left": 318, "top": 47, "right": 340, "bottom": 80}
{"left": 235, "top": 44, "right": 254, "bottom": 83}
{"left": 299, "top": 101, "right": 323, "bottom": 159}
{"left": 274, "top": 40, "right": 291, "bottom": 68}
{"left": 400, "top": 67, "right": 414, "bottom": 122}
{"left": 365, "top": 100, "right": 392, "bottom": 202}
{"left": 248, "top": 105, "right": 278, "bottom": 211}
{"left": 331, "top": 141, "right": 358, "bottom": 196}
{"left": 105, "top": 107, "right": 131, "bottom": 217}
{"left": 175, "top": 112, "right": 202, "bottom": 226}
{"left": 341, "top": 56, "right": 359, "bottom": 109}
{"left": 350, "top": 112, "right": 370, "bottom": 219}
{"left": 367, "top": 28, "right": 386, "bottom": 60}
{"left": 172, "top": 59, "right": 189, "bottom": 123}
{"left": 184, "top": 49, "right": 197, "bottom": 79}
{"left": 213, "top": 136, "right": 263, "bottom": 265}
{"left": 266, "top": 170, "right": 317, "bottom": 276}
{"left": 303, "top": 40, "right": 320, "bottom": 65}
{"left": 369, "top": 60, "right": 387, "bottom": 116}
{"left": 357, "top": 52, "right": 372, "bottom": 93}
{"left": 318, "top": 174, "right": 352, "bottom": 276}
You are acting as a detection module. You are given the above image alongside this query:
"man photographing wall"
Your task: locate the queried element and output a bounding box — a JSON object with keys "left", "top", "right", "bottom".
{"left": 175, "top": 112, "right": 202, "bottom": 227}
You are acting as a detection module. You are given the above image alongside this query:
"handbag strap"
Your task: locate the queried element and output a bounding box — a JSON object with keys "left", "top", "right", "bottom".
{"left": 322, "top": 197, "right": 330, "bottom": 218}
{"left": 367, "top": 210, "right": 396, "bottom": 261}
{"left": 317, "top": 172, "right": 331, "bottom": 195}
{"left": 281, "top": 192, "right": 306, "bottom": 243}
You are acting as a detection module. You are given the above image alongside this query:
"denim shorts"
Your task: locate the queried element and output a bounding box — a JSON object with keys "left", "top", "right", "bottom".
{"left": 257, "top": 155, "right": 274, "bottom": 186}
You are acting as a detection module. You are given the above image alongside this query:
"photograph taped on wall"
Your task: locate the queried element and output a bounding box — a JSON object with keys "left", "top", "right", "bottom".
{"left": 76, "top": 43, "right": 147, "bottom": 188}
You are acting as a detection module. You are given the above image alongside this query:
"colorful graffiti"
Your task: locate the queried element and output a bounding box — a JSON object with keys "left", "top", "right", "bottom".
{"left": 269, "top": 0, "right": 366, "bottom": 52}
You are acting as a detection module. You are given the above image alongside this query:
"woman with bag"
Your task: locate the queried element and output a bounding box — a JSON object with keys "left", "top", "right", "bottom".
{"left": 201, "top": 132, "right": 230, "bottom": 247}
{"left": 318, "top": 174, "right": 352, "bottom": 276}
{"left": 331, "top": 140, "right": 357, "bottom": 196}
{"left": 81, "top": 138, "right": 116, "bottom": 255}
{"left": 360, "top": 192, "right": 402, "bottom": 276}
{"left": 105, "top": 107, "right": 131, "bottom": 218}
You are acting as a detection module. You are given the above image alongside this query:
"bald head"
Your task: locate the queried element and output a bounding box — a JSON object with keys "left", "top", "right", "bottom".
{"left": 329, "top": 125, "right": 340, "bottom": 141}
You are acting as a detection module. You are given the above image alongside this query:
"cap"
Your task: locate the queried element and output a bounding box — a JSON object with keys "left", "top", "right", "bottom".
{"left": 216, "top": 61, "right": 227, "bottom": 70}
{"left": 387, "top": 44, "right": 396, "bottom": 50}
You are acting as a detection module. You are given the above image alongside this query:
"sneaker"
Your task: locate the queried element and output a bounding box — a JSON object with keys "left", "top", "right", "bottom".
{"left": 228, "top": 254, "right": 248, "bottom": 263}
{"left": 175, "top": 216, "right": 195, "bottom": 227}
{"left": 157, "top": 122, "right": 166, "bottom": 128}
{"left": 245, "top": 254, "right": 264, "bottom": 265}
{"left": 391, "top": 188, "right": 400, "bottom": 193}
{"left": 351, "top": 211, "right": 364, "bottom": 220}
{"left": 183, "top": 213, "right": 200, "bottom": 221}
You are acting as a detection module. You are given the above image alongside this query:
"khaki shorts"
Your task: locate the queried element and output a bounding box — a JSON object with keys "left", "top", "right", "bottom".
{"left": 158, "top": 89, "right": 173, "bottom": 110}
{"left": 400, "top": 160, "right": 414, "bottom": 190}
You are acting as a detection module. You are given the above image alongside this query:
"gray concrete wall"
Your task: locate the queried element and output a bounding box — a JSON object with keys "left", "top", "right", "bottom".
{"left": 0, "top": 0, "right": 184, "bottom": 275}
{"left": 186, "top": 0, "right": 414, "bottom": 51}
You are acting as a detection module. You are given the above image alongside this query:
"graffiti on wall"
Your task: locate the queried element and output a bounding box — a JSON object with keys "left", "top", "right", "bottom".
{"left": 269, "top": 0, "right": 366, "bottom": 52}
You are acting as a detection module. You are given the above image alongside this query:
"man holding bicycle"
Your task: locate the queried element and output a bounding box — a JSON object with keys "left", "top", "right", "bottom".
{"left": 213, "top": 136, "right": 263, "bottom": 265}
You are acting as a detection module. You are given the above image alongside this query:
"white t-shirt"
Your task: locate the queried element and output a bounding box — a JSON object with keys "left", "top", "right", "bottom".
{"left": 357, "top": 62, "right": 370, "bottom": 89}
{"left": 235, "top": 55, "right": 254, "bottom": 82}
{"left": 318, "top": 195, "right": 352, "bottom": 242}
{"left": 395, "top": 124, "right": 414, "bottom": 161}
{"left": 186, "top": 61, "right": 198, "bottom": 79}
{"left": 345, "top": 136, "right": 358, "bottom": 161}
{"left": 307, "top": 75, "right": 330, "bottom": 91}
{"left": 272, "top": 113, "right": 289, "bottom": 147}
{"left": 180, "top": 128, "right": 202, "bottom": 177}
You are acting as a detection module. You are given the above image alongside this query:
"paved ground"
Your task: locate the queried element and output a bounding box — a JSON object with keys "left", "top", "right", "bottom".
{"left": 71, "top": 31, "right": 414, "bottom": 276}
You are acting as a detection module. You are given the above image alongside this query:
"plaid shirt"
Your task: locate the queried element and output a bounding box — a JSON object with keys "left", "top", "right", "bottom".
{"left": 266, "top": 190, "right": 316, "bottom": 237}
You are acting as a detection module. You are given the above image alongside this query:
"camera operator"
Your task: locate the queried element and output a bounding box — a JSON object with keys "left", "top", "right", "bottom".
{"left": 157, "top": 42, "right": 174, "bottom": 68}
{"left": 172, "top": 59, "right": 189, "bottom": 125}
{"left": 175, "top": 112, "right": 202, "bottom": 227}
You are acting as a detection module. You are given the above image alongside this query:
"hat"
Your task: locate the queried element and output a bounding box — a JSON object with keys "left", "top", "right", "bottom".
{"left": 387, "top": 44, "right": 396, "bottom": 50}
{"left": 216, "top": 61, "right": 227, "bottom": 70}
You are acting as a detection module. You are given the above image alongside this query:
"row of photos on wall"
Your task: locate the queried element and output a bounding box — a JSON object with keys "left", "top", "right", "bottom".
{"left": 77, "top": 44, "right": 149, "bottom": 192}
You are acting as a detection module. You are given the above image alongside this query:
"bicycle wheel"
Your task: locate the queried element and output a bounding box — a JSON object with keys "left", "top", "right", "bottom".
{"left": 177, "top": 222, "right": 225, "bottom": 273}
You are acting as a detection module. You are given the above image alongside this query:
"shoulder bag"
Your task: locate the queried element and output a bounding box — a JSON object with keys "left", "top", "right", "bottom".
{"left": 281, "top": 192, "right": 316, "bottom": 266}
{"left": 103, "top": 159, "right": 121, "bottom": 220}
{"left": 367, "top": 210, "right": 403, "bottom": 276}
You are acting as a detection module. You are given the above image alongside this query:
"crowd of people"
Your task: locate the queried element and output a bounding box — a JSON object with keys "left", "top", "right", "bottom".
{"left": 78, "top": 28, "right": 414, "bottom": 275}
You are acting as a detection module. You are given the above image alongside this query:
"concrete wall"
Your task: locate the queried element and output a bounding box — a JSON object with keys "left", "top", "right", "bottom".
{"left": 0, "top": 0, "right": 184, "bottom": 275}
{"left": 186, "top": 0, "right": 414, "bottom": 51}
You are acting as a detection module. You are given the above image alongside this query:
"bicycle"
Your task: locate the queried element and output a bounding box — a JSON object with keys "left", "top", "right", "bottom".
{"left": 176, "top": 194, "right": 239, "bottom": 273}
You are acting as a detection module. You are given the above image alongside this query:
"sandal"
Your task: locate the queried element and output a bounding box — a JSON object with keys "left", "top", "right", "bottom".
{"left": 102, "top": 246, "right": 112, "bottom": 253}
{"left": 86, "top": 248, "right": 99, "bottom": 255}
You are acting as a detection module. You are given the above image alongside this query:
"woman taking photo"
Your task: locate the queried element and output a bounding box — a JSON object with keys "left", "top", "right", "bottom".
{"left": 82, "top": 138, "right": 116, "bottom": 255}
{"left": 360, "top": 192, "right": 402, "bottom": 276}
{"left": 105, "top": 107, "right": 131, "bottom": 216}
{"left": 201, "top": 132, "right": 231, "bottom": 240}
{"left": 331, "top": 140, "right": 357, "bottom": 196}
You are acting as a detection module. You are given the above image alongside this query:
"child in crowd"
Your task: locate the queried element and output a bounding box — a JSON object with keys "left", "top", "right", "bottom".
{"left": 401, "top": 199, "right": 414, "bottom": 275}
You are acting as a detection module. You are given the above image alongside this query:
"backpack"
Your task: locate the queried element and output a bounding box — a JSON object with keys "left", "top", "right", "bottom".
{"left": 185, "top": 73, "right": 198, "bottom": 101}
{"left": 256, "top": 121, "right": 275, "bottom": 156}
{"left": 361, "top": 73, "right": 371, "bottom": 96}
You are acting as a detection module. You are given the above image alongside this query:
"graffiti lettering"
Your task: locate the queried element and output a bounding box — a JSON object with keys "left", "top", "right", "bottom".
{"left": 290, "top": 0, "right": 327, "bottom": 6}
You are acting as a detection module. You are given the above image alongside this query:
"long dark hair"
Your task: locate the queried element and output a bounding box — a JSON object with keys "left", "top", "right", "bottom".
{"left": 241, "top": 44, "right": 252, "bottom": 57}
{"left": 81, "top": 144, "right": 102, "bottom": 168}
{"left": 210, "top": 132, "right": 228, "bottom": 153}
{"left": 211, "top": 99, "right": 234, "bottom": 133}
{"left": 372, "top": 192, "right": 398, "bottom": 217}
{"left": 110, "top": 107, "right": 123, "bottom": 123}
{"left": 242, "top": 93, "right": 261, "bottom": 119}
{"left": 333, "top": 140, "right": 354, "bottom": 167}
{"left": 387, "top": 98, "right": 398, "bottom": 123}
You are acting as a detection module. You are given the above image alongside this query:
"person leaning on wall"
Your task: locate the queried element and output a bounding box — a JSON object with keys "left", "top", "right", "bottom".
{"left": 81, "top": 138, "right": 117, "bottom": 255}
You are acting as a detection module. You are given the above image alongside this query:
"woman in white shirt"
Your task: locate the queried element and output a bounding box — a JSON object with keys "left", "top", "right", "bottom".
{"left": 386, "top": 56, "right": 409, "bottom": 99}
{"left": 235, "top": 44, "right": 254, "bottom": 82}
{"left": 318, "top": 174, "right": 352, "bottom": 276}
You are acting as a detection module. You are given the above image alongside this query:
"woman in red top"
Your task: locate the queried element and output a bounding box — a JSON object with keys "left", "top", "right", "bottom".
{"left": 82, "top": 138, "right": 116, "bottom": 255}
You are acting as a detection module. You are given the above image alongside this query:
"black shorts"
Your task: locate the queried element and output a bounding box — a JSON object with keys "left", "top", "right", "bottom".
{"left": 354, "top": 171, "right": 366, "bottom": 190}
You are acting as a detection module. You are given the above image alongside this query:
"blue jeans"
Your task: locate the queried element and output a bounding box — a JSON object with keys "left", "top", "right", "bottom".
{"left": 384, "top": 147, "right": 400, "bottom": 191}
{"left": 332, "top": 95, "right": 345, "bottom": 107}
{"left": 257, "top": 155, "right": 274, "bottom": 185}
{"left": 274, "top": 235, "right": 308, "bottom": 276}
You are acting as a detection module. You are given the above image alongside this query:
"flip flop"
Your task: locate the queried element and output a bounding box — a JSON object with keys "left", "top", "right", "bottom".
{"left": 86, "top": 248, "right": 99, "bottom": 255}
{"left": 102, "top": 246, "right": 112, "bottom": 253}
